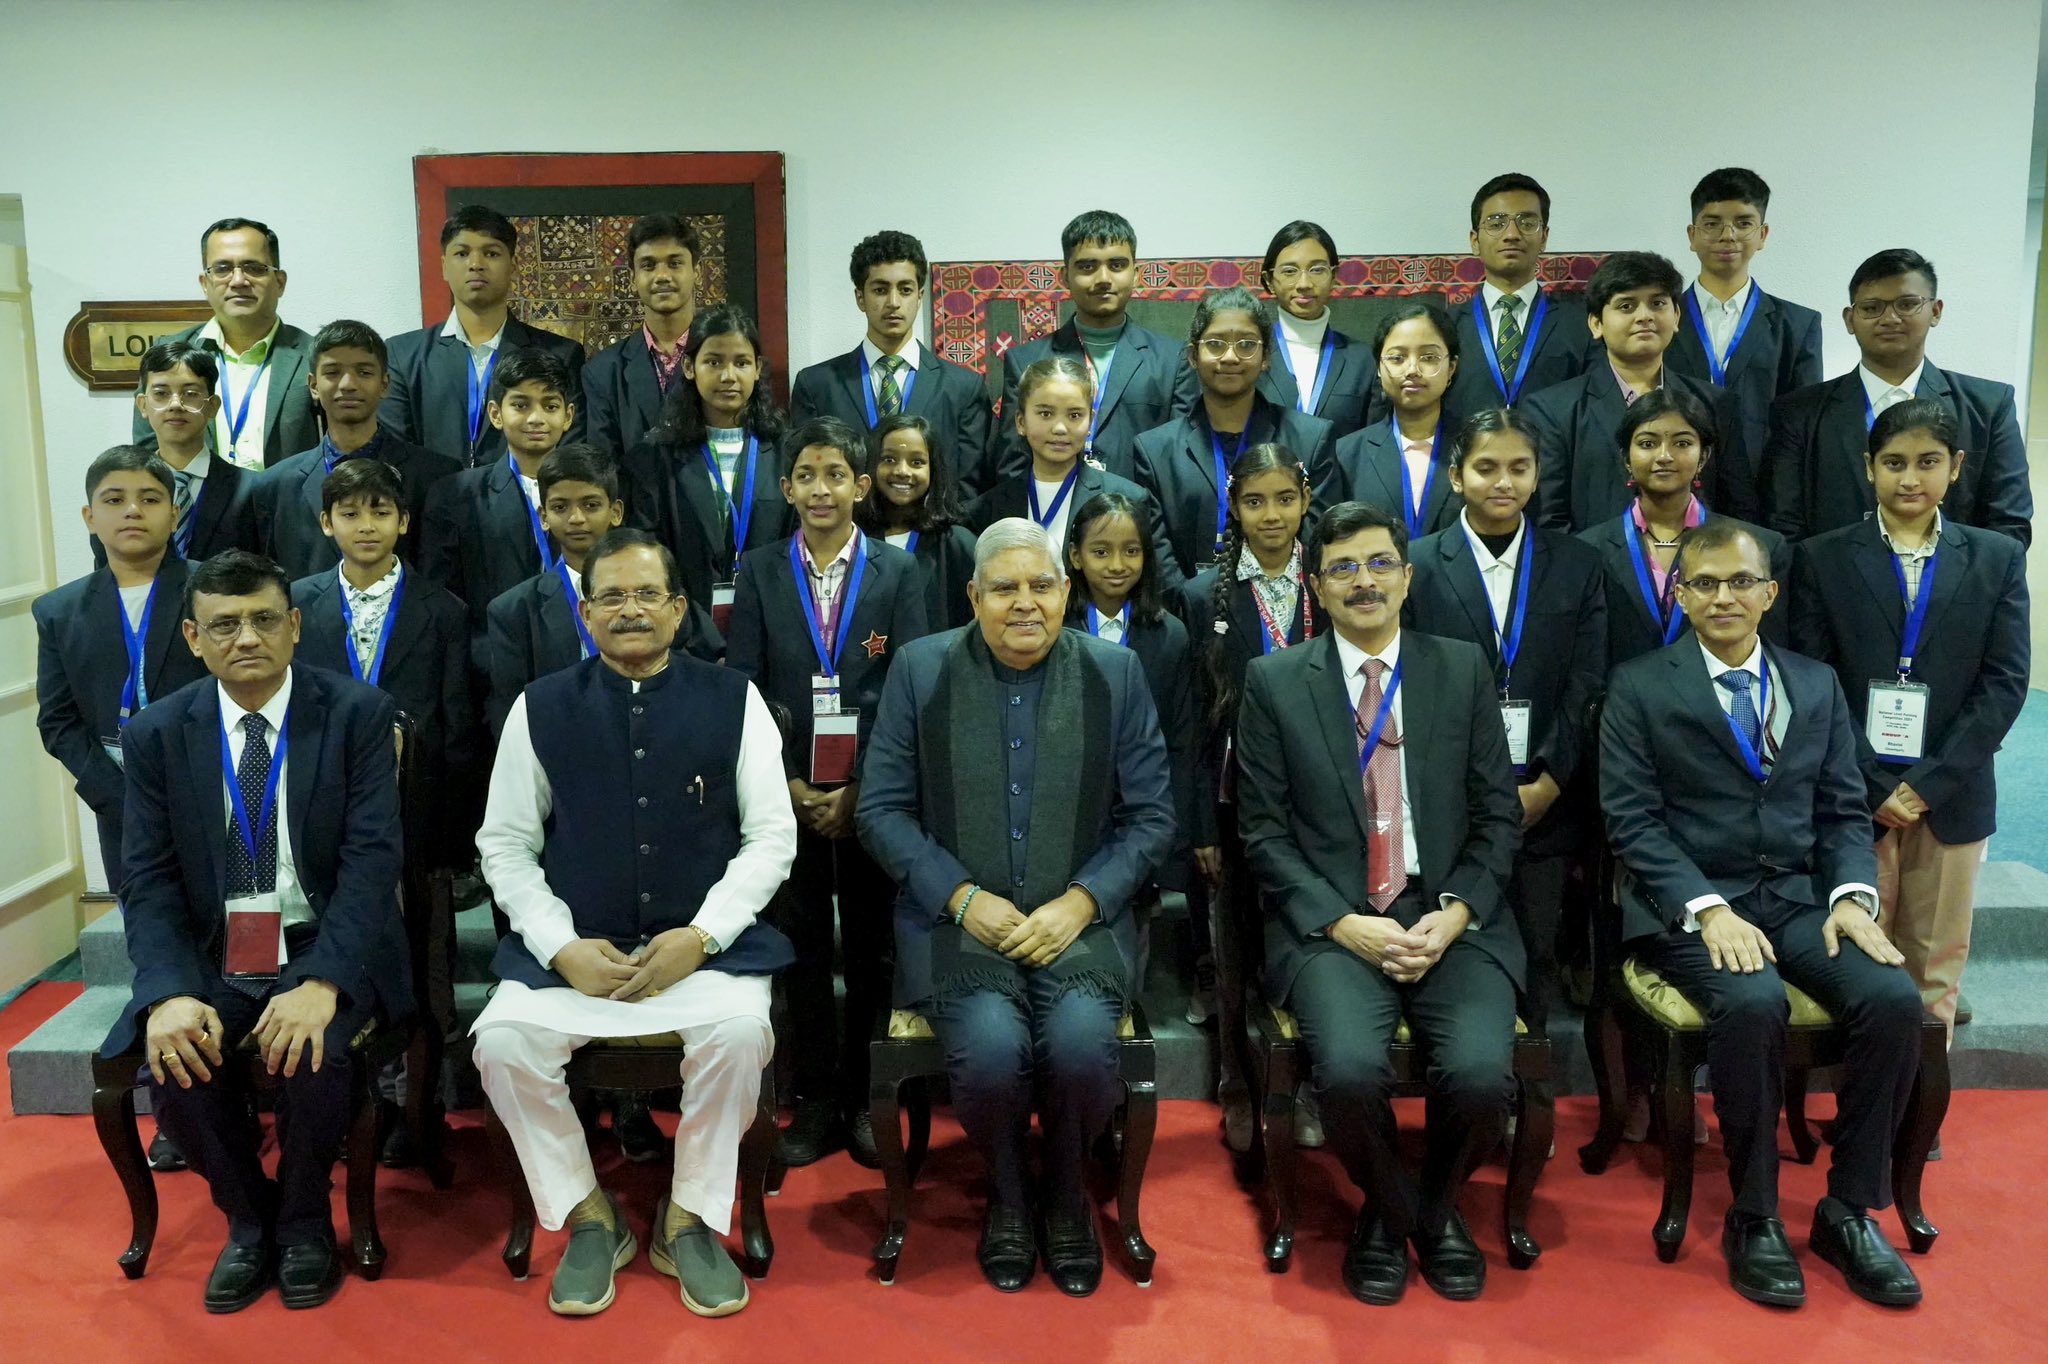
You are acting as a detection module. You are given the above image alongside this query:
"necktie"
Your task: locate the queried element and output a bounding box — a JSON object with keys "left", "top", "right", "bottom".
{"left": 223, "top": 712, "right": 278, "bottom": 898}
{"left": 1495, "top": 294, "right": 1525, "bottom": 377}
{"left": 1357, "top": 658, "right": 1407, "bottom": 912}
{"left": 172, "top": 469, "right": 196, "bottom": 533}
{"left": 876, "top": 354, "right": 906, "bottom": 417}
{"left": 1717, "top": 670, "right": 1763, "bottom": 758}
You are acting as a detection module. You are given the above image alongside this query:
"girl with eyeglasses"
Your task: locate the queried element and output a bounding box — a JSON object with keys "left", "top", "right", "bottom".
{"left": 1257, "top": 221, "right": 1373, "bottom": 438}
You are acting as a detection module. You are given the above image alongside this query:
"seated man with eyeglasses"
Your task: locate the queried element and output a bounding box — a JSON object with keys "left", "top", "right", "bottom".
{"left": 1601, "top": 519, "right": 1925, "bottom": 1309}
{"left": 1763, "top": 247, "right": 2031, "bottom": 546}
{"left": 473, "top": 527, "right": 796, "bottom": 1319}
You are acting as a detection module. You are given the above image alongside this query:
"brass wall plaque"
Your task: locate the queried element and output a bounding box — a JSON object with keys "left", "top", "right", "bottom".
{"left": 63, "top": 300, "right": 215, "bottom": 392}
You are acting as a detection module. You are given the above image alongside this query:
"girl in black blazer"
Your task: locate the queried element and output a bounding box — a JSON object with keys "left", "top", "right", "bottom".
{"left": 856, "top": 412, "right": 979, "bottom": 632}
{"left": 1316, "top": 301, "right": 1465, "bottom": 545}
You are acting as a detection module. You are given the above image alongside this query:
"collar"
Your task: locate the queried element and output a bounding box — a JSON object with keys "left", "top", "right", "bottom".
{"left": 217, "top": 667, "right": 294, "bottom": 737}
{"left": 165, "top": 448, "right": 213, "bottom": 480}
{"left": 199, "top": 316, "right": 280, "bottom": 364}
{"left": 1459, "top": 509, "right": 1525, "bottom": 570}
{"left": 1074, "top": 319, "right": 1128, "bottom": 345}
{"left": 1691, "top": 278, "right": 1754, "bottom": 314}
{"left": 1609, "top": 361, "right": 1660, "bottom": 405}
{"left": 1274, "top": 309, "right": 1331, "bottom": 345}
{"left": 1481, "top": 278, "right": 1542, "bottom": 317}
{"left": 1334, "top": 627, "right": 1402, "bottom": 681}
{"left": 1875, "top": 507, "right": 1943, "bottom": 561}
{"left": 1236, "top": 541, "right": 1302, "bottom": 584}
{"left": 1629, "top": 495, "right": 1705, "bottom": 534}
{"left": 1858, "top": 361, "right": 1924, "bottom": 406}
{"left": 441, "top": 312, "right": 507, "bottom": 351}
{"left": 860, "top": 336, "right": 920, "bottom": 372}
{"left": 798, "top": 528, "right": 861, "bottom": 574}
{"left": 642, "top": 323, "right": 688, "bottom": 359}
{"left": 341, "top": 559, "right": 403, "bottom": 603}
{"left": 1698, "top": 635, "right": 1764, "bottom": 685}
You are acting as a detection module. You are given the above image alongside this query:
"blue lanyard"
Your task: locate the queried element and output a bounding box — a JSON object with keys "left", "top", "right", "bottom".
{"left": 1621, "top": 507, "right": 1694, "bottom": 646}
{"left": 791, "top": 532, "right": 868, "bottom": 676}
{"left": 554, "top": 559, "right": 598, "bottom": 658}
{"left": 1271, "top": 323, "right": 1336, "bottom": 414}
{"left": 1210, "top": 427, "right": 1249, "bottom": 554}
{"left": 1891, "top": 545, "right": 1939, "bottom": 679}
{"left": 1471, "top": 290, "right": 1549, "bottom": 405}
{"left": 1681, "top": 286, "right": 1761, "bottom": 387}
{"left": 1479, "top": 526, "right": 1533, "bottom": 693}
{"left": 1723, "top": 659, "right": 1770, "bottom": 783}
{"left": 117, "top": 577, "right": 161, "bottom": 724}
{"left": 338, "top": 567, "right": 405, "bottom": 687}
{"left": 903, "top": 530, "right": 921, "bottom": 554}
{"left": 1354, "top": 656, "right": 1403, "bottom": 776}
{"left": 219, "top": 345, "right": 273, "bottom": 453}
{"left": 1086, "top": 601, "right": 1132, "bottom": 646}
{"left": 512, "top": 457, "right": 554, "bottom": 572}
{"left": 1082, "top": 347, "right": 1114, "bottom": 455}
{"left": 1393, "top": 418, "right": 1443, "bottom": 541}
{"left": 703, "top": 435, "right": 759, "bottom": 576}
{"left": 220, "top": 706, "right": 290, "bottom": 870}
{"left": 858, "top": 350, "right": 918, "bottom": 428}
{"left": 466, "top": 348, "right": 500, "bottom": 451}
{"left": 1028, "top": 463, "right": 1080, "bottom": 530}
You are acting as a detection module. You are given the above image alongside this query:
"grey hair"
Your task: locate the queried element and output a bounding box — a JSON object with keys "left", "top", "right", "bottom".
{"left": 973, "top": 517, "right": 1066, "bottom": 586}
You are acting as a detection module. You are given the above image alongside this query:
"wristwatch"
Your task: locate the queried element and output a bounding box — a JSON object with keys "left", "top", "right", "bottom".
{"left": 687, "top": 924, "right": 720, "bottom": 955}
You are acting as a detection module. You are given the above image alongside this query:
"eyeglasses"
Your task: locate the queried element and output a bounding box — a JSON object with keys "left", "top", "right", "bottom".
{"left": 203, "top": 261, "right": 276, "bottom": 281}
{"left": 1694, "top": 217, "right": 1762, "bottom": 240}
{"left": 144, "top": 386, "right": 210, "bottom": 410}
{"left": 1269, "top": 263, "right": 1333, "bottom": 284}
{"left": 1675, "top": 574, "right": 1767, "bottom": 597}
{"left": 1379, "top": 350, "right": 1449, "bottom": 376}
{"left": 1852, "top": 295, "right": 1932, "bottom": 321}
{"left": 590, "top": 588, "right": 676, "bottom": 611}
{"left": 198, "top": 611, "right": 290, "bottom": 642}
{"left": 1478, "top": 213, "right": 1545, "bottom": 236}
{"left": 1321, "top": 556, "right": 1405, "bottom": 583}
{"left": 1198, "top": 337, "right": 1265, "bottom": 359}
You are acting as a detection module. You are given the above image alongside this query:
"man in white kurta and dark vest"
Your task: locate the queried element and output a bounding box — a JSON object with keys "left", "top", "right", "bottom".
{"left": 472, "top": 527, "right": 796, "bottom": 1318}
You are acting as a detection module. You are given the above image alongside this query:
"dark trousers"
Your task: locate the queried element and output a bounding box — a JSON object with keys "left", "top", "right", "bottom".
{"left": 93, "top": 808, "right": 125, "bottom": 904}
{"left": 1641, "top": 888, "right": 1923, "bottom": 1219}
{"left": 782, "top": 826, "right": 895, "bottom": 1110}
{"left": 1511, "top": 851, "right": 1570, "bottom": 1030}
{"left": 929, "top": 970, "right": 1123, "bottom": 1217}
{"left": 147, "top": 982, "right": 372, "bottom": 1247}
{"left": 1288, "top": 908, "right": 1517, "bottom": 1240}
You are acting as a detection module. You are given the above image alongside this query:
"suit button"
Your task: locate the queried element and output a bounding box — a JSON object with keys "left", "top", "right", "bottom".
{"left": 634, "top": 748, "right": 645, "bottom": 759}
{"left": 633, "top": 705, "right": 645, "bottom": 716}
{"left": 1014, "top": 876, "right": 1025, "bottom": 888}
{"left": 1010, "top": 783, "right": 1021, "bottom": 795}
{"left": 1009, "top": 739, "right": 1022, "bottom": 750}
{"left": 637, "top": 797, "right": 649, "bottom": 808}
{"left": 1012, "top": 829, "right": 1024, "bottom": 840}
{"left": 639, "top": 892, "right": 651, "bottom": 904}
{"left": 639, "top": 844, "right": 652, "bottom": 855}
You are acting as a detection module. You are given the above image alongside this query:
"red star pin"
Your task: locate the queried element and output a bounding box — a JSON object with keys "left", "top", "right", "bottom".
{"left": 862, "top": 631, "right": 888, "bottom": 658}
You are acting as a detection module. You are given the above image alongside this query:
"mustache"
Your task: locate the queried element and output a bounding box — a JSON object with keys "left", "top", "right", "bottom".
{"left": 1345, "top": 589, "right": 1387, "bottom": 607}
{"left": 607, "top": 619, "right": 655, "bottom": 634}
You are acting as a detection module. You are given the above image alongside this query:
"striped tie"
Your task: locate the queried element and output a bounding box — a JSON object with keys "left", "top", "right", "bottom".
{"left": 876, "top": 354, "right": 905, "bottom": 417}
{"left": 1495, "top": 294, "right": 1525, "bottom": 377}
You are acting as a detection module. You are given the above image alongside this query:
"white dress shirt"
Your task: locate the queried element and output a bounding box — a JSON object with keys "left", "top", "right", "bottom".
{"left": 1858, "top": 361, "right": 1924, "bottom": 420}
{"left": 1332, "top": 630, "right": 1421, "bottom": 878}
{"left": 118, "top": 581, "right": 153, "bottom": 629}
{"left": 1033, "top": 475, "right": 1076, "bottom": 548}
{"left": 1480, "top": 279, "right": 1543, "bottom": 343}
{"left": 1089, "top": 602, "right": 1128, "bottom": 647}
{"left": 1274, "top": 308, "right": 1330, "bottom": 404}
{"left": 1876, "top": 508, "right": 1942, "bottom": 600}
{"left": 199, "top": 318, "right": 278, "bottom": 471}
{"left": 1459, "top": 510, "right": 1525, "bottom": 629}
{"left": 441, "top": 310, "right": 505, "bottom": 383}
{"left": 217, "top": 671, "right": 312, "bottom": 931}
{"left": 861, "top": 335, "right": 921, "bottom": 402}
{"left": 340, "top": 561, "right": 403, "bottom": 676}
{"left": 1690, "top": 279, "right": 1755, "bottom": 361}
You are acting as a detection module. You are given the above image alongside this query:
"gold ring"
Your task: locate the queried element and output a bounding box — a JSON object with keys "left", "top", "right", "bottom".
{"left": 161, "top": 1052, "right": 178, "bottom": 1063}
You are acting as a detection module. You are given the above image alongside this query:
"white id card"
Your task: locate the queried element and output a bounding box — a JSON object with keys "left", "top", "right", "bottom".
{"left": 1500, "top": 700, "right": 1532, "bottom": 770}
{"left": 711, "top": 581, "right": 737, "bottom": 633}
{"left": 101, "top": 735, "right": 124, "bottom": 769}
{"left": 224, "top": 892, "right": 286, "bottom": 978}
{"left": 1866, "top": 680, "right": 1930, "bottom": 761}
{"left": 812, "top": 673, "right": 842, "bottom": 716}
{"left": 811, "top": 710, "right": 860, "bottom": 784}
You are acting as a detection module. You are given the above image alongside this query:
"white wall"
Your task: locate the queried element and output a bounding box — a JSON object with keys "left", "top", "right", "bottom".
{"left": 0, "top": 0, "right": 2040, "bottom": 586}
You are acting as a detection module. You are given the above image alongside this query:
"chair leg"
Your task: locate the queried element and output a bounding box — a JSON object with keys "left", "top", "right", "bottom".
{"left": 868, "top": 1075, "right": 911, "bottom": 1283}
{"left": 1260, "top": 1043, "right": 1299, "bottom": 1273}
{"left": 486, "top": 1103, "right": 535, "bottom": 1279}
{"left": 1578, "top": 1002, "right": 1627, "bottom": 1175}
{"left": 1652, "top": 1035, "right": 1696, "bottom": 1263}
{"left": 345, "top": 1073, "right": 386, "bottom": 1280}
{"left": 904, "top": 1077, "right": 932, "bottom": 1186}
{"left": 404, "top": 1028, "right": 455, "bottom": 1190}
{"left": 1893, "top": 1017, "right": 1949, "bottom": 1254}
{"left": 93, "top": 1065, "right": 157, "bottom": 1280}
{"left": 737, "top": 1074, "right": 776, "bottom": 1279}
{"left": 1116, "top": 1076, "right": 1158, "bottom": 1286}
{"left": 1785, "top": 1065, "right": 1819, "bottom": 1165}
{"left": 1505, "top": 1075, "right": 1551, "bottom": 1269}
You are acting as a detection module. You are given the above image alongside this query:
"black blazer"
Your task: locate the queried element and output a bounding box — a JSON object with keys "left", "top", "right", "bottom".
{"left": 379, "top": 317, "right": 588, "bottom": 467}
{"left": 580, "top": 330, "right": 669, "bottom": 460}
{"left": 1131, "top": 398, "right": 1337, "bottom": 593}
{"left": 482, "top": 567, "right": 727, "bottom": 738}
{"left": 1236, "top": 630, "right": 1525, "bottom": 1003}
{"left": 1664, "top": 285, "right": 1824, "bottom": 502}
{"left": 1577, "top": 511, "right": 1792, "bottom": 670}
{"left": 87, "top": 456, "right": 258, "bottom": 570}
{"left": 725, "top": 534, "right": 929, "bottom": 781}
{"left": 1256, "top": 323, "right": 1376, "bottom": 439}
{"left": 1442, "top": 288, "right": 1599, "bottom": 429}
{"left": 418, "top": 458, "right": 549, "bottom": 668}
{"left": 1527, "top": 364, "right": 1755, "bottom": 530}
{"left": 106, "top": 663, "right": 409, "bottom": 1055}
{"left": 880, "top": 522, "right": 980, "bottom": 634}
{"left": 1791, "top": 517, "right": 2029, "bottom": 847}
{"left": 1763, "top": 364, "right": 2033, "bottom": 547}
{"left": 131, "top": 321, "right": 321, "bottom": 469}
{"left": 995, "top": 318, "right": 1199, "bottom": 487}
{"left": 1406, "top": 522, "right": 1607, "bottom": 855}
{"left": 34, "top": 559, "right": 208, "bottom": 822}
{"left": 966, "top": 459, "right": 1174, "bottom": 559}
{"left": 1314, "top": 417, "right": 1463, "bottom": 544}
{"left": 618, "top": 431, "right": 794, "bottom": 611}
{"left": 291, "top": 566, "right": 480, "bottom": 862}
{"left": 791, "top": 343, "right": 996, "bottom": 493}
{"left": 1601, "top": 640, "right": 1877, "bottom": 944}
{"left": 252, "top": 435, "right": 460, "bottom": 580}
{"left": 1071, "top": 606, "right": 1203, "bottom": 890}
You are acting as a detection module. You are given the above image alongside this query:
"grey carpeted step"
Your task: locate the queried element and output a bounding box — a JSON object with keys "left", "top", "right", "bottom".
{"left": 1947, "top": 958, "right": 2048, "bottom": 1087}
{"left": 77, "top": 912, "right": 132, "bottom": 989}
{"left": 1964, "top": 861, "right": 2048, "bottom": 961}
{"left": 9, "top": 985, "right": 131, "bottom": 1116}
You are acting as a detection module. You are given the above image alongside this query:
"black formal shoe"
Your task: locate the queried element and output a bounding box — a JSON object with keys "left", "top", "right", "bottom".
{"left": 278, "top": 1234, "right": 345, "bottom": 1310}
{"left": 378, "top": 1101, "right": 417, "bottom": 1169}
{"left": 1041, "top": 1209, "right": 1103, "bottom": 1298}
{"left": 147, "top": 1127, "right": 188, "bottom": 1173}
{"left": 1413, "top": 1212, "right": 1486, "bottom": 1301}
{"left": 1810, "top": 1197, "right": 1921, "bottom": 1307}
{"left": 204, "top": 1241, "right": 274, "bottom": 1314}
{"left": 1342, "top": 1214, "right": 1410, "bottom": 1306}
{"left": 777, "top": 1099, "right": 839, "bottom": 1167}
{"left": 613, "top": 1095, "right": 665, "bottom": 1164}
{"left": 844, "top": 1109, "right": 879, "bottom": 1170}
{"left": 977, "top": 1205, "right": 1036, "bottom": 1293}
{"left": 1721, "top": 1212, "right": 1805, "bottom": 1307}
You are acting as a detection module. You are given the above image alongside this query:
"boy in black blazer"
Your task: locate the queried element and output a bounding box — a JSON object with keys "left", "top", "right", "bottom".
{"left": 1791, "top": 399, "right": 2029, "bottom": 1043}
{"left": 1257, "top": 220, "right": 1375, "bottom": 438}
{"left": 581, "top": 213, "right": 699, "bottom": 459}
{"left": 117, "top": 341, "right": 258, "bottom": 566}
{"left": 727, "top": 416, "right": 929, "bottom": 1169}
{"left": 790, "top": 230, "right": 995, "bottom": 491}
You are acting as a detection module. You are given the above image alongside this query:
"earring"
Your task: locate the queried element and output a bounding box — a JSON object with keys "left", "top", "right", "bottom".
{"left": 1692, "top": 477, "right": 1704, "bottom": 491}
{"left": 1625, "top": 476, "right": 1637, "bottom": 490}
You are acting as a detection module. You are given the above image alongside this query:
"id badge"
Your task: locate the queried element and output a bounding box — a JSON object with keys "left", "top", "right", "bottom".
{"left": 711, "top": 581, "right": 736, "bottom": 634}
{"left": 101, "top": 734, "right": 124, "bottom": 769}
{"left": 1500, "top": 700, "right": 1532, "bottom": 771}
{"left": 1366, "top": 811, "right": 1401, "bottom": 902}
{"left": 811, "top": 711, "right": 860, "bottom": 785}
{"left": 224, "top": 892, "right": 285, "bottom": 979}
{"left": 1866, "top": 680, "right": 1931, "bottom": 761}
{"left": 812, "top": 673, "right": 842, "bottom": 716}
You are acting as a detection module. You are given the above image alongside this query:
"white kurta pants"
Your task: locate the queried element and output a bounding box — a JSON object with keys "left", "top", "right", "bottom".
{"left": 472, "top": 970, "right": 773, "bottom": 1235}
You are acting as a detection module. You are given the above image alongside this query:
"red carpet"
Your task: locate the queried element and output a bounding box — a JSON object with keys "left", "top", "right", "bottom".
{"left": 3, "top": 983, "right": 2044, "bottom": 1363}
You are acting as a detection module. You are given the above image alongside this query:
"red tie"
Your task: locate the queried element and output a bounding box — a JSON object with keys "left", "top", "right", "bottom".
{"left": 1357, "top": 657, "right": 1407, "bottom": 911}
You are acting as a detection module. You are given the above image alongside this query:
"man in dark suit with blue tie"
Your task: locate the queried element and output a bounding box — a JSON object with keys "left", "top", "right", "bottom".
{"left": 580, "top": 214, "right": 699, "bottom": 459}
{"left": 1763, "top": 248, "right": 2032, "bottom": 547}
{"left": 1235, "top": 500, "right": 1524, "bottom": 1305}
{"left": 107, "top": 550, "right": 409, "bottom": 1312}
{"left": 1602, "top": 519, "right": 1926, "bottom": 1309}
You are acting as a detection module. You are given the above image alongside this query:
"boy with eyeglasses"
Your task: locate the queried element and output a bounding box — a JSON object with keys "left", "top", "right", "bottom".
{"left": 1764, "top": 248, "right": 2031, "bottom": 546}
{"left": 116, "top": 341, "right": 259, "bottom": 566}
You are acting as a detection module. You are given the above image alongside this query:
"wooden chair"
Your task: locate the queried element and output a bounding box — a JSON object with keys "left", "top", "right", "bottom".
{"left": 484, "top": 1047, "right": 782, "bottom": 1280}
{"left": 91, "top": 710, "right": 451, "bottom": 1281}
{"left": 1245, "top": 1001, "right": 1553, "bottom": 1273}
{"left": 866, "top": 1003, "right": 1158, "bottom": 1286}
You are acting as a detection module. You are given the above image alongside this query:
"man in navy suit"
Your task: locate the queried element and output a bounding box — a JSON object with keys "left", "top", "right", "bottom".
{"left": 1257, "top": 220, "right": 1375, "bottom": 438}
{"left": 380, "top": 205, "right": 587, "bottom": 467}
{"left": 108, "top": 550, "right": 408, "bottom": 1313}
{"left": 790, "top": 230, "right": 995, "bottom": 491}
{"left": 581, "top": 213, "right": 699, "bottom": 459}
{"left": 1764, "top": 248, "right": 2032, "bottom": 547}
{"left": 1602, "top": 519, "right": 1925, "bottom": 1309}
{"left": 994, "top": 210, "right": 1198, "bottom": 486}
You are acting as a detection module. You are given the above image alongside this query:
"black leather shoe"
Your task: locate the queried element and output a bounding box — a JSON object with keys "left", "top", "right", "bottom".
{"left": 1342, "top": 1214, "right": 1409, "bottom": 1306}
{"left": 1041, "top": 1209, "right": 1103, "bottom": 1297}
{"left": 845, "top": 1109, "right": 879, "bottom": 1170}
{"left": 148, "top": 1127, "right": 188, "bottom": 1173}
{"left": 1721, "top": 1212, "right": 1805, "bottom": 1307}
{"left": 777, "top": 1099, "right": 839, "bottom": 1167}
{"left": 204, "top": 1240, "right": 273, "bottom": 1314}
{"left": 1413, "top": 1212, "right": 1486, "bottom": 1301}
{"left": 1810, "top": 1197, "right": 1921, "bottom": 1307}
{"left": 378, "top": 1101, "right": 417, "bottom": 1169}
{"left": 977, "top": 1204, "right": 1036, "bottom": 1292}
{"left": 613, "top": 1095, "right": 665, "bottom": 1164}
{"left": 278, "top": 1234, "right": 345, "bottom": 1310}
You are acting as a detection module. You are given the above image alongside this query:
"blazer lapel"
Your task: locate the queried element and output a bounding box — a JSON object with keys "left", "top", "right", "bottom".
{"left": 262, "top": 328, "right": 308, "bottom": 438}
{"left": 622, "top": 332, "right": 663, "bottom": 436}
{"left": 1360, "top": 424, "right": 1402, "bottom": 509}
{"left": 1095, "top": 326, "right": 1144, "bottom": 425}
{"left": 1306, "top": 635, "right": 1373, "bottom": 841}
{"left": 188, "top": 463, "right": 234, "bottom": 553}
{"left": 1671, "top": 644, "right": 1750, "bottom": 773}
{"left": 376, "top": 567, "right": 433, "bottom": 681}
{"left": 1721, "top": 289, "right": 1774, "bottom": 385}
{"left": 1850, "top": 524, "right": 1907, "bottom": 628}
{"left": 283, "top": 667, "right": 324, "bottom": 871}
{"left": 1916, "top": 518, "right": 1968, "bottom": 646}
{"left": 904, "top": 344, "right": 944, "bottom": 417}
{"left": 837, "top": 346, "right": 872, "bottom": 423}
{"left": 1438, "top": 530, "right": 1498, "bottom": 661}
{"left": 184, "top": 689, "right": 226, "bottom": 898}
{"left": 143, "top": 562, "right": 189, "bottom": 697}
{"left": 536, "top": 570, "right": 581, "bottom": 672}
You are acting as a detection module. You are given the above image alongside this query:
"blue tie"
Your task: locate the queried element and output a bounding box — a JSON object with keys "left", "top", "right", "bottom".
{"left": 1717, "top": 670, "right": 1762, "bottom": 755}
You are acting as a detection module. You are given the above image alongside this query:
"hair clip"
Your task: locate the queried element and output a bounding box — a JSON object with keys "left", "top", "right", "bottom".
{"left": 1213, "top": 619, "right": 1229, "bottom": 635}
